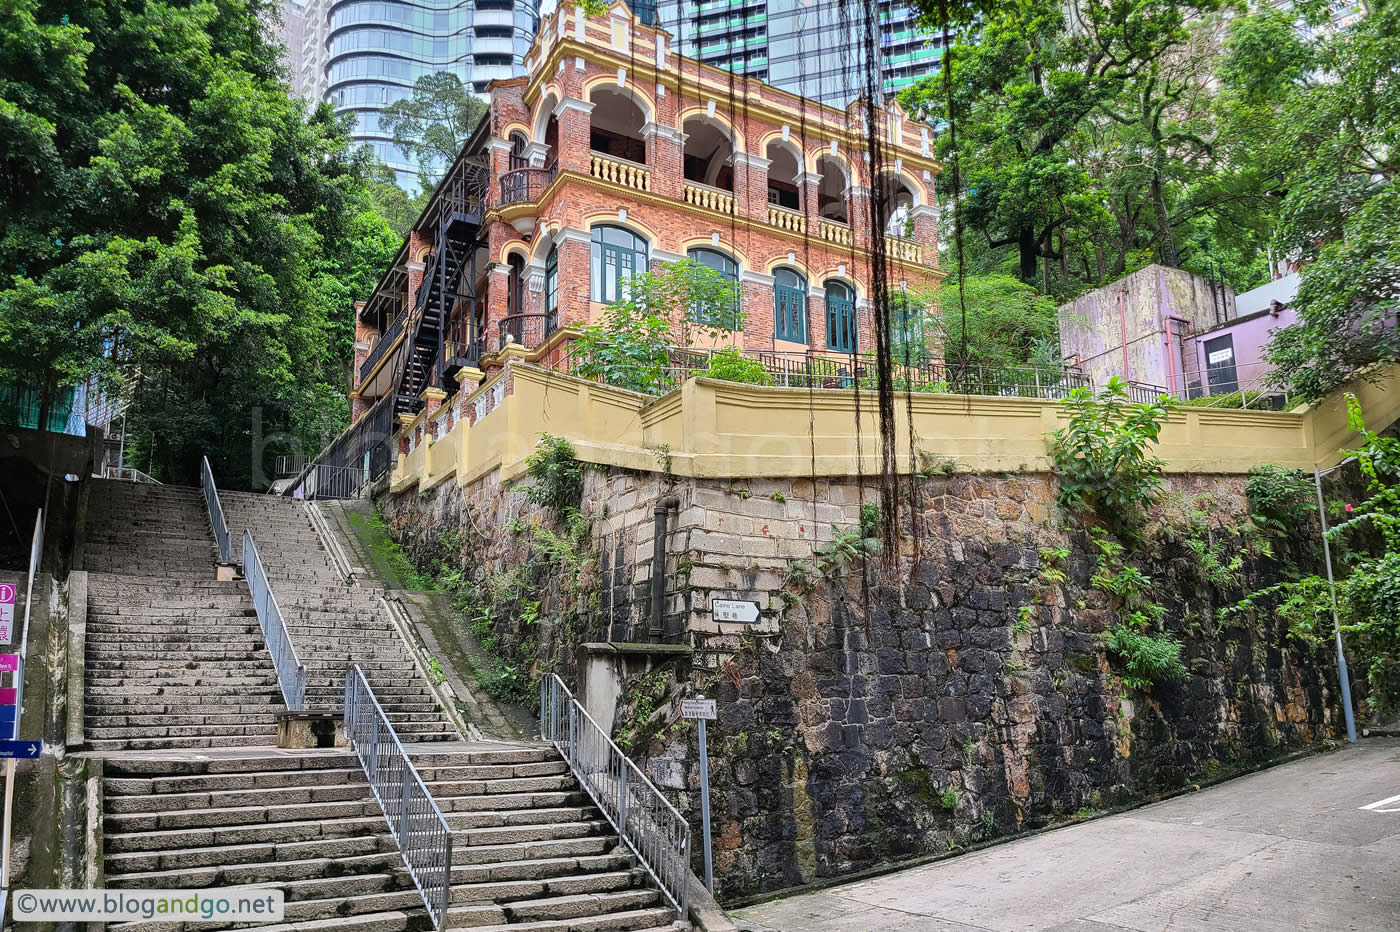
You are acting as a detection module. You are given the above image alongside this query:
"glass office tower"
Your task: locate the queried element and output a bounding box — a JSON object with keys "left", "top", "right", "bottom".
{"left": 656, "top": 0, "right": 947, "bottom": 108}
{"left": 293, "top": 0, "right": 541, "bottom": 186}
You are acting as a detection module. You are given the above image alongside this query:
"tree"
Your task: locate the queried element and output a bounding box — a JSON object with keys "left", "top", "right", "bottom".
{"left": 0, "top": 0, "right": 398, "bottom": 486}
{"left": 1262, "top": 1, "right": 1400, "bottom": 400}
{"left": 572, "top": 259, "right": 745, "bottom": 394}
{"left": 378, "top": 72, "right": 487, "bottom": 189}
{"left": 902, "top": 0, "right": 1222, "bottom": 286}
{"left": 928, "top": 274, "right": 1059, "bottom": 368}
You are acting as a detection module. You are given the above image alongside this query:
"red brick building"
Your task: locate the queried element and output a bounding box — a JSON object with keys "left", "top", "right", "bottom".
{"left": 350, "top": 0, "right": 942, "bottom": 430}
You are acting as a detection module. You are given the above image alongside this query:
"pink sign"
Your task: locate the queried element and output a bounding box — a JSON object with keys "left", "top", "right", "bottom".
{"left": 0, "top": 655, "right": 16, "bottom": 673}
{"left": 0, "top": 688, "right": 16, "bottom": 706}
{"left": 0, "top": 583, "right": 12, "bottom": 644}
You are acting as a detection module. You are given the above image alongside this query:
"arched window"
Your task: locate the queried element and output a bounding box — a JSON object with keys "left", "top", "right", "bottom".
{"left": 590, "top": 225, "right": 649, "bottom": 304}
{"left": 687, "top": 247, "right": 741, "bottom": 329}
{"left": 545, "top": 246, "right": 559, "bottom": 331}
{"left": 773, "top": 268, "right": 808, "bottom": 343}
{"left": 509, "top": 131, "right": 528, "bottom": 170}
{"left": 825, "top": 281, "right": 857, "bottom": 353}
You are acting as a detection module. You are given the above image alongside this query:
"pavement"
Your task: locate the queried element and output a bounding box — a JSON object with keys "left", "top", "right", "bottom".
{"left": 731, "top": 738, "right": 1400, "bottom": 932}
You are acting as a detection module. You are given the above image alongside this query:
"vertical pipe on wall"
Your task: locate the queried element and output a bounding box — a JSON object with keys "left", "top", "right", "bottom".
{"left": 648, "top": 496, "right": 680, "bottom": 642}
{"left": 1118, "top": 290, "right": 1129, "bottom": 382}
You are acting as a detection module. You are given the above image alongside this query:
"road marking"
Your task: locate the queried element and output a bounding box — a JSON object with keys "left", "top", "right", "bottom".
{"left": 1359, "top": 792, "right": 1400, "bottom": 812}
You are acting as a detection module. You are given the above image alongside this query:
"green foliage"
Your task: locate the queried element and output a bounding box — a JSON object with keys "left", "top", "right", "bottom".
{"left": 701, "top": 346, "right": 772, "bottom": 386}
{"left": 1259, "top": 4, "right": 1400, "bottom": 401}
{"left": 784, "top": 511, "right": 884, "bottom": 595}
{"left": 572, "top": 259, "right": 743, "bottom": 394}
{"left": 0, "top": 0, "right": 399, "bottom": 485}
{"left": 1176, "top": 391, "right": 1268, "bottom": 409}
{"left": 1049, "top": 378, "right": 1175, "bottom": 531}
{"left": 930, "top": 275, "right": 1060, "bottom": 366}
{"left": 377, "top": 72, "right": 487, "bottom": 191}
{"left": 939, "top": 789, "right": 958, "bottom": 810}
{"left": 523, "top": 434, "right": 583, "bottom": 515}
{"left": 1246, "top": 466, "right": 1316, "bottom": 533}
{"left": 860, "top": 502, "right": 882, "bottom": 539}
{"left": 900, "top": 0, "right": 1258, "bottom": 292}
{"left": 1103, "top": 626, "right": 1188, "bottom": 691}
{"left": 1221, "top": 575, "right": 1332, "bottom": 646}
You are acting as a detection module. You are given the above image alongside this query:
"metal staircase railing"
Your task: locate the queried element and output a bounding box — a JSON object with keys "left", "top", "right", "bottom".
{"left": 200, "top": 455, "right": 232, "bottom": 564}
{"left": 345, "top": 664, "right": 453, "bottom": 930}
{"left": 242, "top": 530, "right": 307, "bottom": 711}
{"left": 540, "top": 674, "right": 690, "bottom": 918}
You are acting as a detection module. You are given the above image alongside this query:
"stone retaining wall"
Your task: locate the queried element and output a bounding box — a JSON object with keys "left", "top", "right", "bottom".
{"left": 381, "top": 464, "right": 1342, "bottom": 902}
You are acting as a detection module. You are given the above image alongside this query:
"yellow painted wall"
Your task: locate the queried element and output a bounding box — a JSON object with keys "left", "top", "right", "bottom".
{"left": 390, "top": 362, "right": 1400, "bottom": 493}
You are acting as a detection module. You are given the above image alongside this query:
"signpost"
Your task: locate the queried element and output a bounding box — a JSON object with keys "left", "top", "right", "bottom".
{"left": 0, "top": 741, "right": 41, "bottom": 760}
{"left": 681, "top": 695, "right": 717, "bottom": 892}
{"left": 0, "top": 584, "right": 14, "bottom": 645}
{"left": 711, "top": 598, "right": 760, "bottom": 624}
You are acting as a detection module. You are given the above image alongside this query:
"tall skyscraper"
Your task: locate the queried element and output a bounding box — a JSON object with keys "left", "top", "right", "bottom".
{"left": 655, "top": 0, "right": 948, "bottom": 107}
{"left": 289, "top": 0, "right": 541, "bottom": 185}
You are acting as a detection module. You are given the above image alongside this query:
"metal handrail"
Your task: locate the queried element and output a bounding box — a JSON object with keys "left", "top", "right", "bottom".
{"left": 242, "top": 530, "right": 308, "bottom": 711}
{"left": 1, "top": 509, "right": 43, "bottom": 888}
{"left": 200, "top": 456, "right": 233, "bottom": 564}
{"left": 345, "top": 665, "right": 453, "bottom": 930}
{"left": 540, "top": 675, "right": 690, "bottom": 918}
{"left": 360, "top": 309, "right": 410, "bottom": 383}
{"left": 101, "top": 465, "right": 161, "bottom": 484}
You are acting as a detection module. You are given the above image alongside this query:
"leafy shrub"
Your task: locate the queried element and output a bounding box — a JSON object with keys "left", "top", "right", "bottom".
{"left": 1049, "top": 377, "right": 1175, "bottom": 531}
{"left": 523, "top": 433, "right": 583, "bottom": 514}
{"left": 1246, "top": 465, "right": 1315, "bottom": 531}
{"left": 701, "top": 346, "right": 772, "bottom": 385}
{"left": 1103, "top": 626, "right": 1187, "bottom": 690}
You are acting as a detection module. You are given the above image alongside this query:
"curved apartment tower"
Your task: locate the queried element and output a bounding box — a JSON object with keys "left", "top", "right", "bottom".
{"left": 291, "top": 0, "right": 541, "bottom": 185}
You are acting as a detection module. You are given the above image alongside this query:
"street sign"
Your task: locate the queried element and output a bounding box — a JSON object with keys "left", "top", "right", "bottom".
{"left": 681, "top": 698, "right": 716, "bottom": 720}
{"left": 711, "top": 598, "right": 760, "bottom": 624}
{"left": 0, "top": 656, "right": 17, "bottom": 673}
{"left": 0, "top": 741, "right": 40, "bottom": 759}
{"left": 0, "top": 689, "right": 15, "bottom": 706}
{"left": 0, "top": 584, "right": 14, "bottom": 644}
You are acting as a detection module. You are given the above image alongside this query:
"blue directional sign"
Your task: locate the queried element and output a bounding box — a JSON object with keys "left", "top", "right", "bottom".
{"left": 0, "top": 740, "right": 41, "bottom": 759}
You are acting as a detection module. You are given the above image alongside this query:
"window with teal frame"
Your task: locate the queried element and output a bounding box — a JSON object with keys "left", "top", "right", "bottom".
{"left": 773, "top": 267, "right": 808, "bottom": 343}
{"left": 825, "top": 280, "right": 857, "bottom": 352}
{"left": 687, "top": 247, "right": 741, "bottom": 329}
{"left": 545, "top": 246, "right": 559, "bottom": 332}
{"left": 590, "top": 225, "right": 649, "bottom": 304}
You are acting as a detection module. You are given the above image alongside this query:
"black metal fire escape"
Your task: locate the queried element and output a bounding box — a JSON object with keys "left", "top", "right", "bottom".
{"left": 395, "top": 157, "right": 490, "bottom": 417}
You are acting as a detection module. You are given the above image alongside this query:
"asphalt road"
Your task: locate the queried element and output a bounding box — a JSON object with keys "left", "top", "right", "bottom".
{"left": 731, "top": 738, "right": 1400, "bottom": 932}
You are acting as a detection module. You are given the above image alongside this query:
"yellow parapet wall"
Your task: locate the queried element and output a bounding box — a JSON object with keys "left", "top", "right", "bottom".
{"left": 390, "top": 363, "right": 1400, "bottom": 493}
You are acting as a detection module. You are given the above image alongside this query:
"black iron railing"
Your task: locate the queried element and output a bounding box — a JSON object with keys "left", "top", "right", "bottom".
{"left": 360, "top": 311, "right": 409, "bottom": 383}
{"left": 498, "top": 162, "right": 557, "bottom": 206}
{"left": 498, "top": 313, "right": 556, "bottom": 350}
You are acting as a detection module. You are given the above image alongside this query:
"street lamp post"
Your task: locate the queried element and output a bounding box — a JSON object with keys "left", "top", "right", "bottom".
{"left": 1314, "top": 459, "right": 1358, "bottom": 743}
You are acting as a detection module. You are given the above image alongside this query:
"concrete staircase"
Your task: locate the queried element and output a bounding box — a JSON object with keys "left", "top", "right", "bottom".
{"left": 102, "top": 746, "right": 678, "bottom": 932}
{"left": 82, "top": 480, "right": 283, "bottom": 751}
{"left": 218, "top": 490, "right": 457, "bottom": 740}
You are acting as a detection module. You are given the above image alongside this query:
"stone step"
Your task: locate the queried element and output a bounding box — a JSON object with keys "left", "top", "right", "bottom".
{"left": 461, "top": 907, "right": 676, "bottom": 932}
{"left": 86, "top": 735, "right": 280, "bottom": 752}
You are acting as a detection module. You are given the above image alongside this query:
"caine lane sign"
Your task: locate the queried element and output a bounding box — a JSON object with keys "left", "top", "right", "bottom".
{"left": 711, "top": 598, "right": 760, "bottom": 624}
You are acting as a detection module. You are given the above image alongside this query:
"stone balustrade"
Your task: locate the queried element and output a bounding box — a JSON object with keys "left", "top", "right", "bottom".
{"left": 590, "top": 152, "right": 651, "bottom": 192}
{"left": 819, "top": 220, "right": 853, "bottom": 246}
{"left": 885, "top": 235, "right": 922, "bottom": 264}
{"left": 685, "top": 182, "right": 735, "bottom": 215}
{"left": 768, "top": 204, "right": 806, "bottom": 234}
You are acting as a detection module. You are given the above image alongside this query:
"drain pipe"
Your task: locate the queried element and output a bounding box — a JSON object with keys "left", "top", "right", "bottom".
{"left": 648, "top": 495, "right": 680, "bottom": 643}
